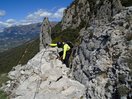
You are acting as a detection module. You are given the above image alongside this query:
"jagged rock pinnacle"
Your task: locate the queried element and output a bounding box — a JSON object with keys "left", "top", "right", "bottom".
{"left": 40, "top": 17, "right": 52, "bottom": 50}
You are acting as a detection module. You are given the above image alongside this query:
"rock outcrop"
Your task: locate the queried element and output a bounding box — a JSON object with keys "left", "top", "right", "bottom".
{"left": 1, "top": 47, "right": 86, "bottom": 99}
{"left": 61, "top": 0, "right": 123, "bottom": 30}
{"left": 67, "top": 0, "right": 132, "bottom": 98}
{"left": 40, "top": 17, "right": 52, "bottom": 50}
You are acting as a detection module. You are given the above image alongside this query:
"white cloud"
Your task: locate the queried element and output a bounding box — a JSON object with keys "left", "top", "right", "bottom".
{"left": 26, "top": 7, "right": 66, "bottom": 22}
{"left": 52, "top": 8, "right": 66, "bottom": 19}
{"left": 0, "top": 21, "right": 10, "bottom": 27}
{"left": 26, "top": 9, "right": 52, "bottom": 21}
{"left": 0, "top": 10, "right": 6, "bottom": 17}
{"left": 0, "top": 7, "right": 66, "bottom": 31}
{"left": 0, "top": 21, "right": 9, "bottom": 32}
{"left": 19, "top": 20, "right": 34, "bottom": 25}
{"left": 35, "top": 9, "right": 52, "bottom": 17}
{"left": 6, "top": 19, "right": 16, "bottom": 24}
{"left": 0, "top": 19, "right": 17, "bottom": 32}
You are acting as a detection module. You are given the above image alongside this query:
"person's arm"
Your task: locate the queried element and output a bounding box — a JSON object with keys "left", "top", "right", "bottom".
{"left": 49, "top": 43, "right": 57, "bottom": 47}
{"left": 63, "top": 44, "right": 68, "bottom": 60}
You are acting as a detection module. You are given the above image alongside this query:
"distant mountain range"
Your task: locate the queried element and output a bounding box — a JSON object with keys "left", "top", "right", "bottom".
{"left": 0, "top": 22, "right": 56, "bottom": 52}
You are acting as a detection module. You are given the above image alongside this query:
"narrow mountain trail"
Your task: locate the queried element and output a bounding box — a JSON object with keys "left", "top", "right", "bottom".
{"left": 1, "top": 47, "right": 86, "bottom": 99}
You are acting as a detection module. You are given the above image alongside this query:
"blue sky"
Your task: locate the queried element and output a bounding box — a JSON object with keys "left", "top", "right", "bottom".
{"left": 0, "top": 0, "right": 73, "bottom": 31}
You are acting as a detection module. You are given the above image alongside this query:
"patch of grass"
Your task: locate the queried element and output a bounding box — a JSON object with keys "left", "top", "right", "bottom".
{"left": 51, "top": 22, "right": 81, "bottom": 43}
{"left": 118, "top": 74, "right": 126, "bottom": 84}
{"left": 125, "top": 32, "right": 132, "bottom": 41}
{"left": 51, "top": 22, "right": 62, "bottom": 39}
{"left": 117, "top": 85, "right": 130, "bottom": 96}
{"left": 0, "top": 44, "right": 27, "bottom": 74}
{"left": 0, "top": 90, "right": 8, "bottom": 99}
{"left": 121, "top": 0, "right": 132, "bottom": 6}
{"left": 0, "top": 74, "right": 9, "bottom": 87}
{"left": 18, "top": 38, "right": 39, "bottom": 65}
{"left": 52, "top": 28, "right": 80, "bottom": 44}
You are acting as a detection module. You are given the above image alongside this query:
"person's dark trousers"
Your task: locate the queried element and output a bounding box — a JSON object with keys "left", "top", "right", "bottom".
{"left": 59, "top": 51, "right": 63, "bottom": 57}
{"left": 63, "top": 50, "right": 71, "bottom": 68}
{"left": 59, "top": 50, "right": 71, "bottom": 68}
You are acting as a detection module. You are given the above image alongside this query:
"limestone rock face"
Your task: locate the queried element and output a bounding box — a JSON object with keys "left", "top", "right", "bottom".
{"left": 1, "top": 48, "right": 86, "bottom": 99}
{"left": 72, "top": 7, "right": 132, "bottom": 99}
{"left": 61, "top": 0, "right": 123, "bottom": 30}
{"left": 40, "top": 17, "right": 52, "bottom": 50}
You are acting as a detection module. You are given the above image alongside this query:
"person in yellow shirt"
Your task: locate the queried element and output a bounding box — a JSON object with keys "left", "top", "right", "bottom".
{"left": 50, "top": 42, "right": 72, "bottom": 67}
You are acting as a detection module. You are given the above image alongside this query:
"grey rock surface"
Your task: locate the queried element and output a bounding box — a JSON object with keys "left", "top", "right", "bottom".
{"left": 40, "top": 17, "right": 52, "bottom": 50}
{"left": 1, "top": 48, "right": 86, "bottom": 99}
{"left": 61, "top": 0, "right": 123, "bottom": 30}
{"left": 72, "top": 6, "right": 132, "bottom": 99}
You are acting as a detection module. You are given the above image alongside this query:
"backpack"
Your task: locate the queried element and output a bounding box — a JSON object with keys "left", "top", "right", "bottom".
{"left": 65, "top": 41, "right": 74, "bottom": 48}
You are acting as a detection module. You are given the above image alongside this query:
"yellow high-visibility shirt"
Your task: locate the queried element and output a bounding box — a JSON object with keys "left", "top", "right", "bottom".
{"left": 49, "top": 43, "right": 57, "bottom": 47}
{"left": 49, "top": 43, "right": 71, "bottom": 60}
{"left": 63, "top": 44, "right": 70, "bottom": 60}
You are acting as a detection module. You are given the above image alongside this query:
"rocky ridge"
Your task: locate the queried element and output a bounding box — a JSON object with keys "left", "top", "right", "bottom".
{"left": 1, "top": 48, "right": 86, "bottom": 99}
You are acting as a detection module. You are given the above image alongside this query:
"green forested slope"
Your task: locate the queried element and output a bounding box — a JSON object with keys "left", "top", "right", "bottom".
{"left": 0, "top": 38, "right": 39, "bottom": 74}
